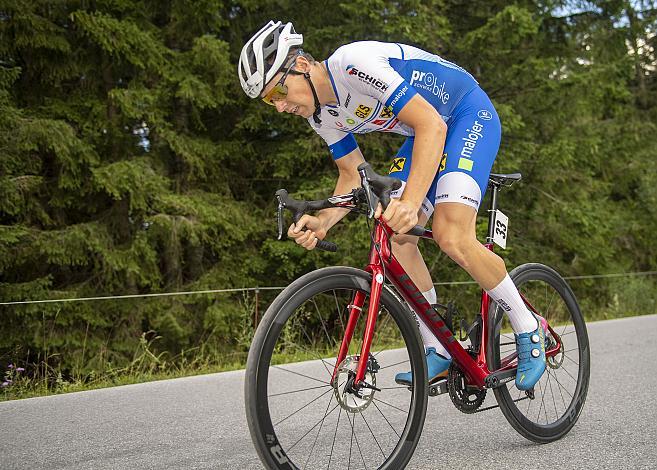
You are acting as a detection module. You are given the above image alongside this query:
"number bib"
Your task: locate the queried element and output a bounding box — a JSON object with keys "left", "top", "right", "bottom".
{"left": 493, "top": 209, "right": 509, "bottom": 249}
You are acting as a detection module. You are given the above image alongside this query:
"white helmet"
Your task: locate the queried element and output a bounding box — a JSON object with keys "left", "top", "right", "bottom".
{"left": 238, "top": 21, "right": 303, "bottom": 99}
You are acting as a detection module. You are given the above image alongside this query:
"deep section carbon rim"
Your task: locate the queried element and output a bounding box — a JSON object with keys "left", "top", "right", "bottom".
{"left": 246, "top": 270, "right": 427, "bottom": 469}
{"left": 488, "top": 263, "right": 590, "bottom": 442}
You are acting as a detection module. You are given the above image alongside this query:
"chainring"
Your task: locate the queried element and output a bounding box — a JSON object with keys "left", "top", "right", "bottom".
{"left": 447, "top": 364, "right": 487, "bottom": 414}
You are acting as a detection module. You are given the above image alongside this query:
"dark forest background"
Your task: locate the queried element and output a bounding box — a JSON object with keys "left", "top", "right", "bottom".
{"left": 1, "top": 0, "right": 655, "bottom": 395}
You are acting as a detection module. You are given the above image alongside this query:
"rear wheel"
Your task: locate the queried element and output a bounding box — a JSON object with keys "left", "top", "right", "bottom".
{"left": 245, "top": 267, "right": 428, "bottom": 469}
{"left": 487, "top": 263, "right": 590, "bottom": 443}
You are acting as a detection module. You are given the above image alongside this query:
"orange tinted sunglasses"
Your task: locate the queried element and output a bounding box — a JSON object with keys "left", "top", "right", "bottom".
{"left": 262, "top": 53, "right": 303, "bottom": 106}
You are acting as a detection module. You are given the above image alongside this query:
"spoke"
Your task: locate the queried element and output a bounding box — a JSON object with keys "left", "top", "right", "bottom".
{"left": 272, "top": 365, "right": 330, "bottom": 385}
{"left": 563, "top": 347, "right": 579, "bottom": 353}
{"left": 558, "top": 363, "right": 579, "bottom": 383}
{"left": 546, "top": 369, "right": 559, "bottom": 422}
{"left": 552, "top": 368, "right": 568, "bottom": 410}
{"left": 371, "top": 312, "right": 393, "bottom": 356}
{"left": 542, "top": 380, "right": 550, "bottom": 424}
{"left": 372, "top": 397, "right": 409, "bottom": 414}
{"left": 289, "top": 402, "right": 340, "bottom": 453}
{"left": 311, "top": 297, "right": 337, "bottom": 350}
{"left": 526, "top": 386, "right": 533, "bottom": 414}
{"left": 297, "top": 322, "right": 334, "bottom": 378}
{"left": 379, "top": 386, "right": 411, "bottom": 390}
{"left": 274, "top": 387, "right": 334, "bottom": 427}
{"left": 543, "top": 287, "right": 558, "bottom": 321}
{"left": 379, "top": 359, "right": 410, "bottom": 371}
{"left": 348, "top": 409, "right": 354, "bottom": 469}
{"left": 536, "top": 379, "right": 547, "bottom": 424}
{"left": 563, "top": 353, "right": 580, "bottom": 367}
{"left": 372, "top": 400, "right": 401, "bottom": 438}
{"left": 303, "top": 390, "right": 336, "bottom": 469}
{"left": 328, "top": 405, "right": 342, "bottom": 469}
{"left": 283, "top": 332, "right": 337, "bottom": 372}
{"left": 361, "top": 410, "right": 386, "bottom": 458}
{"left": 333, "top": 289, "right": 347, "bottom": 337}
{"left": 269, "top": 384, "right": 332, "bottom": 398}
{"left": 346, "top": 410, "right": 368, "bottom": 469}
{"left": 551, "top": 372, "right": 574, "bottom": 400}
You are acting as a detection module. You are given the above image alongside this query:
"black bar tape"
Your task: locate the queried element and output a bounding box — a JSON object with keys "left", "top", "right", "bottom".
{"left": 316, "top": 240, "right": 338, "bottom": 252}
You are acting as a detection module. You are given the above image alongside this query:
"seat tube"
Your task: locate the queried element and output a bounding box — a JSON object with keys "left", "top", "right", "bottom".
{"left": 332, "top": 290, "right": 366, "bottom": 382}
{"left": 486, "top": 184, "right": 500, "bottom": 244}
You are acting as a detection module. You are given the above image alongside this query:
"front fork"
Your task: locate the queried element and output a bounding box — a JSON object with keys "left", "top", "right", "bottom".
{"left": 330, "top": 266, "right": 384, "bottom": 387}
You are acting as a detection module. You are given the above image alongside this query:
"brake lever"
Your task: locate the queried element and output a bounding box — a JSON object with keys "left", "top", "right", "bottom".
{"left": 276, "top": 191, "right": 286, "bottom": 240}
{"left": 359, "top": 170, "right": 379, "bottom": 218}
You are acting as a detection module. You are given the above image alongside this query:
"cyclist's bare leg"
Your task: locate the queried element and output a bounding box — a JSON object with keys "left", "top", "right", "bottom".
{"left": 391, "top": 210, "right": 451, "bottom": 358}
{"left": 432, "top": 202, "right": 538, "bottom": 333}
{"left": 391, "top": 210, "right": 432, "bottom": 292}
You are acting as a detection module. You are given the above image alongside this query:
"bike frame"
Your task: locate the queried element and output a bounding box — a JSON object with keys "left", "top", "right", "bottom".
{"left": 332, "top": 185, "right": 564, "bottom": 390}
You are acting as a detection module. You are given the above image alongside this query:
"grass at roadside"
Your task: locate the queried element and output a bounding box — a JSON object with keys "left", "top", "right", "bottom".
{"left": 3, "top": 273, "right": 655, "bottom": 402}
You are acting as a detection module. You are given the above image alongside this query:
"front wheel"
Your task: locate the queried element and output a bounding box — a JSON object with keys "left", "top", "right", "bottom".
{"left": 487, "top": 263, "right": 590, "bottom": 443}
{"left": 245, "top": 266, "right": 428, "bottom": 469}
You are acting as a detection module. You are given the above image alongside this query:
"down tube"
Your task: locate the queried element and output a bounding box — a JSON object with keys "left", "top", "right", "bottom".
{"left": 385, "top": 255, "right": 490, "bottom": 388}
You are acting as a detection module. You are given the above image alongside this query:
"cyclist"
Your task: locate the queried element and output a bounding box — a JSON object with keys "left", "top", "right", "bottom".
{"left": 238, "top": 21, "right": 546, "bottom": 391}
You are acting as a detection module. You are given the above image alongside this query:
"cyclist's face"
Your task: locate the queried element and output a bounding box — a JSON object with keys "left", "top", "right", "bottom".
{"left": 261, "top": 58, "right": 314, "bottom": 118}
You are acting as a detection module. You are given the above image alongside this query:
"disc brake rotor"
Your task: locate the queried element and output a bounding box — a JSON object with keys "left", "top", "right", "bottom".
{"left": 332, "top": 355, "right": 377, "bottom": 413}
{"left": 546, "top": 334, "right": 565, "bottom": 369}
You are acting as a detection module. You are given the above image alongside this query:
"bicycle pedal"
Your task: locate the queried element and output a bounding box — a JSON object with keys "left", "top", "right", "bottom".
{"left": 428, "top": 378, "right": 448, "bottom": 397}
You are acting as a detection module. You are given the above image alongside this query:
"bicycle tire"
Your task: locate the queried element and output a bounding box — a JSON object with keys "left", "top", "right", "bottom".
{"left": 245, "top": 266, "right": 428, "bottom": 469}
{"left": 486, "top": 263, "right": 590, "bottom": 443}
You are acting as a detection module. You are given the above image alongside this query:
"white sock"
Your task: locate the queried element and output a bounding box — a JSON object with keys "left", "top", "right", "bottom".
{"left": 412, "top": 287, "right": 451, "bottom": 359}
{"left": 486, "top": 274, "right": 538, "bottom": 334}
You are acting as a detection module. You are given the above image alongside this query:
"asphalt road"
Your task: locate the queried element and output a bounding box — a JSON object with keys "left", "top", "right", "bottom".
{"left": 1, "top": 314, "right": 656, "bottom": 469}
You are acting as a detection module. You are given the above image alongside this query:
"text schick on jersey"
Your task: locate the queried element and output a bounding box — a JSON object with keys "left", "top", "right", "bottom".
{"left": 346, "top": 65, "right": 389, "bottom": 92}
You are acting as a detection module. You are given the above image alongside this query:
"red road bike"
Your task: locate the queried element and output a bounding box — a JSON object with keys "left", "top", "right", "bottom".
{"left": 245, "top": 163, "right": 590, "bottom": 469}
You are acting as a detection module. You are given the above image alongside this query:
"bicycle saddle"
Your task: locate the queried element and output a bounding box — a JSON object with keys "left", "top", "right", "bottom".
{"left": 488, "top": 173, "right": 522, "bottom": 187}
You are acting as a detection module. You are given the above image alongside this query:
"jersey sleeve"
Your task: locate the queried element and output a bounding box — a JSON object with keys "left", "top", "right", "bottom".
{"left": 309, "top": 121, "right": 359, "bottom": 160}
{"left": 335, "top": 42, "right": 418, "bottom": 115}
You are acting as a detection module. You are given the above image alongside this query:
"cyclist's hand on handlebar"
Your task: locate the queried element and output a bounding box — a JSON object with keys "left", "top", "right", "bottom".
{"left": 288, "top": 215, "right": 327, "bottom": 251}
{"left": 375, "top": 199, "right": 419, "bottom": 234}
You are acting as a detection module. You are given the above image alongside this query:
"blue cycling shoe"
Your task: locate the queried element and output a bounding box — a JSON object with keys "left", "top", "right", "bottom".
{"left": 395, "top": 347, "right": 451, "bottom": 386}
{"left": 515, "top": 318, "right": 547, "bottom": 391}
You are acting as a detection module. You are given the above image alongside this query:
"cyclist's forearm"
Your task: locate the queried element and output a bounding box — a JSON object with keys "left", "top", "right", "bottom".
{"left": 317, "top": 172, "right": 361, "bottom": 231}
{"left": 402, "top": 124, "right": 446, "bottom": 209}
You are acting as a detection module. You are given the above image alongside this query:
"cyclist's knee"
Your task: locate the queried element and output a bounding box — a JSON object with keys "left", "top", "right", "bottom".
{"left": 433, "top": 227, "right": 476, "bottom": 267}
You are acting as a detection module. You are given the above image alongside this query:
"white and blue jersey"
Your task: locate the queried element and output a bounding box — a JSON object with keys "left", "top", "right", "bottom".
{"left": 309, "top": 41, "right": 502, "bottom": 213}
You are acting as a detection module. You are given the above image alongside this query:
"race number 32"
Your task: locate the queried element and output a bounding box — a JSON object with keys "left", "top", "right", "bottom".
{"left": 493, "top": 209, "right": 509, "bottom": 250}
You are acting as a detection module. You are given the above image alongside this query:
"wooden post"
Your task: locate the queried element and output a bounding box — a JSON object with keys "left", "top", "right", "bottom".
{"left": 254, "top": 288, "right": 260, "bottom": 328}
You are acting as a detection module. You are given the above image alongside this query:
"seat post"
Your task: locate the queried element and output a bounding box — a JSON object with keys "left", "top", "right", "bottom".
{"left": 486, "top": 183, "right": 500, "bottom": 244}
